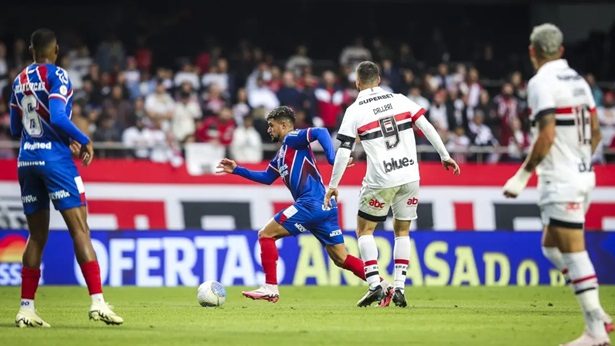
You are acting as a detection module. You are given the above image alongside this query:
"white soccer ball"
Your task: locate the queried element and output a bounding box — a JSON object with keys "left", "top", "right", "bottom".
{"left": 197, "top": 280, "right": 226, "bottom": 307}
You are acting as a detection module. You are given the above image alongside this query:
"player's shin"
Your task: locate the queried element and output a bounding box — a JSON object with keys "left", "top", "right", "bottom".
{"left": 358, "top": 235, "right": 380, "bottom": 288}
{"left": 394, "top": 236, "right": 411, "bottom": 291}
{"left": 342, "top": 254, "right": 366, "bottom": 280}
{"left": 80, "top": 260, "right": 105, "bottom": 304}
{"left": 259, "top": 237, "right": 279, "bottom": 286}
{"left": 562, "top": 251, "right": 608, "bottom": 338}
{"left": 20, "top": 267, "right": 41, "bottom": 310}
{"left": 541, "top": 246, "right": 570, "bottom": 284}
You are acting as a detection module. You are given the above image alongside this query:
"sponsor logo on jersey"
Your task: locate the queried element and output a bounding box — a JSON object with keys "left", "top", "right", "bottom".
{"left": 369, "top": 198, "right": 386, "bottom": 209}
{"left": 294, "top": 223, "right": 308, "bottom": 233}
{"left": 373, "top": 103, "right": 393, "bottom": 115}
{"left": 21, "top": 195, "right": 38, "bottom": 204}
{"left": 329, "top": 229, "right": 342, "bottom": 237}
{"left": 566, "top": 202, "right": 581, "bottom": 211}
{"left": 383, "top": 157, "right": 414, "bottom": 173}
{"left": 49, "top": 190, "right": 70, "bottom": 200}
{"left": 407, "top": 197, "right": 419, "bottom": 206}
{"left": 17, "top": 161, "right": 46, "bottom": 167}
{"left": 23, "top": 142, "right": 52, "bottom": 151}
{"left": 358, "top": 93, "right": 393, "bottom": 105}
{"left": 14, "top": 82, "right": 46, "bottom": 93}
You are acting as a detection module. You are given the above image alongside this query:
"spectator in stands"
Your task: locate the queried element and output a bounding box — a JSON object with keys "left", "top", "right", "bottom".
{"left": 446, "top": 126, "right": 470, "bottom": 164}
{"left": 93, "top": 114, "right": 122, "bottom": 158}
{"left": 467, "top": 109, "right": 499, "bottom": 163}
{"left": 504, "top": 115, "right": 530, "bottom": 162}
{"left": 230, "top": 115, "right": 263, "bottom": 163}
{"left": 407, "top": 86, "right": 430, "bottom": 111}
{"left": 201, "top": 57, "right": 233, "bottom": 98}
{"left": 598, "top": 90, "right": 615, "bottom": 161}
{"left": 95, "top": 33, "right": 126, "bottom": 73}
{"left": 145, "top": 79, "right": 175, "bottom": 132}
{"left": 201, "top": 83, "right": 228, "bottom": 117}
{"left": 492, "top": 82, "right": 520, "bottom": 146}
{"left": 172, "top": 82, "right": 202, "bottom": 144}
{"left": 174, "top": 59, "right": 200, "bottom": 90}
{"left": 380, "top": 58, "right": 402, "bottom": 93}
{"left": 460, "top": 67, "right": 481, "bottom": 109}
{"left": 428, "top": 89, "right": 454, "bottom": 135}
{"left": 0, "top": 104, "right": 15, "bottom": 158}
{"left": 232, "top": 87, "right": 252, "bottom": 125}
{"left": 123, "top": 56, "right": 141, "bottom": 99}
{"left": 339, "top": 36, "right": 372, "bottom": 80}
{"left": 247, "top": 74, "right": 279, "bottom": 115}
{"left": 276, "top": 71, "right": 305, "bottom": 113}
{"left": 102, "top": 85, "right": 134, "bottom": 131}
{"left": 286, "top": 45, "right": 312, "bottom": 77}
{"left": 122, "top": 116, "right": 152, "bottom": 160}
{"left": 0, "top": 42, "right": 9, "bottom": 92}
{"left": 195, "top": 106, "right": 236, "bottom": 148}
{"left": 433, "top": 62, "right": 454, "bottom": 92}
{"left": 71, "top": 102, "right": 92, "bottom": 138}
{"left": 313, "top": 70, "right": 344, "bottom": 132}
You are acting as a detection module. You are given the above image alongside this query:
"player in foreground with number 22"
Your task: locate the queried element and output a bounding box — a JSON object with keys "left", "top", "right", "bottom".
{"left": 503, "top": 23, "right": 611, "bottom": 346}
{"left": 217, "top": 106, "right": 390, "bottom": 304}
{"left": 9, "top": 28, "right": 123, "bottom": 327}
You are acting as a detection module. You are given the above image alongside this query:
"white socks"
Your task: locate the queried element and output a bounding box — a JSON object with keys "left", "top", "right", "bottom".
{"left": 20, "top": 299, "right": 35, "bottom": 311}
{"left": 358, "top": 235, "right": 380, "bottom": 288}
{"left": 542, "top": 246, "right": 570, "bottom": 283}
{"left": 562, "top": 251, "right": 606, "bottom": 337}
{"left": 91, "top": 293, "right": 106, "bottom": 305}
{"left": 394, "top": 236, "right": 411, "bottom": 291}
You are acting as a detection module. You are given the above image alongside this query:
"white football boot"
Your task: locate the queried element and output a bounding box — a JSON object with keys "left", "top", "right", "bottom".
{"left": 15, "top": 308, "right": 51, "bottom": 328}
{"left": 242, "top": 284, "right": 280, "bottom": 303}
{"left": 89, "top": 302, "right": 124, "bottom": 325}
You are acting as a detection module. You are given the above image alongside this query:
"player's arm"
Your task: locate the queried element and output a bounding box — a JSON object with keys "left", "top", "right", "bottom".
{"left": 414, "top": 115, "right": 460, "bottom": 175}
{"left": 8, "top": 93, "right": 23, "bottom": 136}
{"left": 503, "top": 113, "right": 555, "bottom": 198}
{"left": 217, "top": 158, "right": 279, "bottom": 185}
{"left": 324, "top": 134, "right": 354, "bottom": 208}
{"left": 307, "top": 128, "right": 336, "bottom": 164}
{"left": 589, "top": 108, "right": 602, "bottom": 155}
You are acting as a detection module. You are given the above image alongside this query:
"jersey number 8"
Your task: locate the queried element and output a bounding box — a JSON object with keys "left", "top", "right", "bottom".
{"left": 21, "top": 95, "right": 44, "bottom": 137}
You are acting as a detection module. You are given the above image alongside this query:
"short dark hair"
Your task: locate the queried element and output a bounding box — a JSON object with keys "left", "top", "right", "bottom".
{"left": 266, "top": 106, "right": 296, "bottom": 125}
{"left": 30, "top": 28, "right": 56, "bottom": 52}
{"left": 356, "top": 61, "right": 380, "bottom": 84}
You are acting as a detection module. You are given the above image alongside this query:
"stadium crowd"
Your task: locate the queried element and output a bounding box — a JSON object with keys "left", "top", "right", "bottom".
{"left": 0, "top": 35, "right": 614, "bottom": 164}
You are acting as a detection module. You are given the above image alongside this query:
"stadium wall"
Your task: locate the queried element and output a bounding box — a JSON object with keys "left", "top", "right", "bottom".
{"left": 1, "top": 230, "right": 614, "bottom": 286}
{"left": 1, "top": 159, "right": 614, "bottom": 231}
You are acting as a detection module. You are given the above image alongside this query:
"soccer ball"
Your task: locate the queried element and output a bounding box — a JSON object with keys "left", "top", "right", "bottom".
{"left": 197, "top": 280, "right": 226, "bottom": 307}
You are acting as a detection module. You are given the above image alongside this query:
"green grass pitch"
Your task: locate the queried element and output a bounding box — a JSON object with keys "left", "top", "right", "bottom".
{"left": 0, "top": 286, "right": 613, "bottom": 345}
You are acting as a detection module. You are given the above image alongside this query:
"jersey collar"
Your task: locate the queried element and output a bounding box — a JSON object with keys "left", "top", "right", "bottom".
{"left": 537, "top": 59, "right": 569, "bottom": 73}
{"left": 357, "top": 86, "right": 384, "bottom": 99}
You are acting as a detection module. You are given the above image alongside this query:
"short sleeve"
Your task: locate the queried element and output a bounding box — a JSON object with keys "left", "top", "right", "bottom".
{"left": 337, "top": 107, "right": 357, "bottom": 140}
{"left": 283, "top": 129, "right": 310, "bottom": 149}
{"left": 528, "top": 78, "right": 556, "bottom": 121}
{"left": 48, "top": 66, "right": 72, "bottom": 103}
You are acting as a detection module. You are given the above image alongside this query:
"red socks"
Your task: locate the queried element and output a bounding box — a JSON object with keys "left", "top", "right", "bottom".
{"left": 21, "top": 267, "right": 41, "bottom": 299}
{"left": 259, "top": 237, "right": 279, "bottom": 285}
{"left": 342, "top": 255, "right": 366, "bottom": 281}
{"left": 80, "top": 260, "right": 103, "bottom": 295}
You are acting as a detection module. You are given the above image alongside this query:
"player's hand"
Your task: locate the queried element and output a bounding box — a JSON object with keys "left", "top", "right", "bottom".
{"left": 79, "top": 140, "right": 94, "bottom": 167}
{"left": 502, "top": 168, "right": 532, "bottom": 198}
{"left": 346, "top": 157, "right": 355, "bottom": 168}
{"left": 216, "top": 158, "right": 237, "bottom": 174}
{"left": 324, "top": 187, "right": 338, "bottom": 209}
{"left": 69, "top": 140, "right": 81, "bottom": 158}
{"left": 442, "top": 158, "right": 460, "bottom": 175}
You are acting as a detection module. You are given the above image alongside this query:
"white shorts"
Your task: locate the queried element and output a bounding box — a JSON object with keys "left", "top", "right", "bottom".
{"left": 358, "top": 181, "right": 419, "bottom": 222}
{"left": 538, "top": 173, "right": 594, "bottom": 229}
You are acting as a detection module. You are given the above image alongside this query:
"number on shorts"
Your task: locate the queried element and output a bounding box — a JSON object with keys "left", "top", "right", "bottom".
{"left": 21, "top": 95, "right": 43, "bottom": 137}
{"left": 379, "top": 116, "right": 399, "bottom": 150}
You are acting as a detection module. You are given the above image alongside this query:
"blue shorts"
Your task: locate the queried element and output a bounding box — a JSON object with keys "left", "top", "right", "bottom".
{"left": 273, "top": 201, "right": 344, "bottom": 246}
{"left": 18, "top": 159, "right": 86, "bottom": 215}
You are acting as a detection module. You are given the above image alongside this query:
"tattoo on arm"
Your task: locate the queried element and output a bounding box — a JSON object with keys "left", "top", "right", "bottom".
{"left": 524, "top": 114, "right": 555, "bottom": 172}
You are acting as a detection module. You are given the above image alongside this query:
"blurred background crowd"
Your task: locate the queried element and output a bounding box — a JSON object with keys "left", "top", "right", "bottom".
{"left": 1, "top": 1, "right": 614, "bottom": 164}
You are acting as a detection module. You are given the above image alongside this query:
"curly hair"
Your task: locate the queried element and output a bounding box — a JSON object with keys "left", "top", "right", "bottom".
{"left": 266, "top": 106, "right": 296, "bottom": 125}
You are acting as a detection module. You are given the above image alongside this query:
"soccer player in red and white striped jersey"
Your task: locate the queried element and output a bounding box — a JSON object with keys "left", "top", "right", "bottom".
{"left": 503, "top": 23, "right": 612, "bottom": 346}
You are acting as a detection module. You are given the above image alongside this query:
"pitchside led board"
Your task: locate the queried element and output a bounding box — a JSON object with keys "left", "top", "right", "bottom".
{"left": 0, "top": 231, "right": 614, "bottom": 287}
